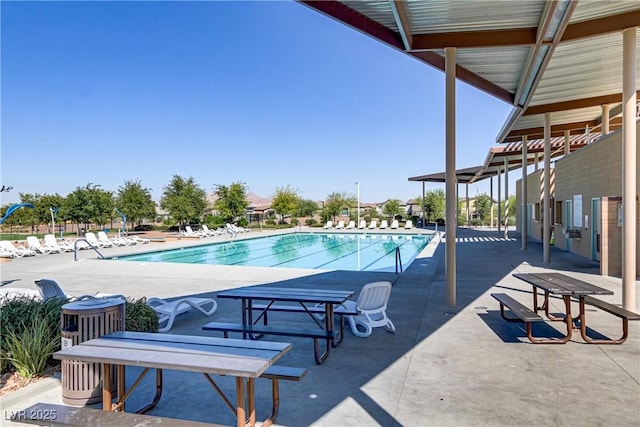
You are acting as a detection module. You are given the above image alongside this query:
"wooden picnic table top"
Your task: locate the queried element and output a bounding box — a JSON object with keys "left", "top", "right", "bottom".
{"left": 513, "top": 273, "right": 613, "bottom": 296}
{"left": 217, "top": 286, "right": 355, "bottom": 304}
{"left": 53, "top": 331, "right": 291, "bottom": 378}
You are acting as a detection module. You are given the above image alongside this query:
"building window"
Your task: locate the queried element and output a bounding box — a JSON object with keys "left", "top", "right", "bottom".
{"left": 534, "top": 203, "right": 541, "bottom": 221}
{"left": 555, "top": 201, "right": 563, "bottom": 225}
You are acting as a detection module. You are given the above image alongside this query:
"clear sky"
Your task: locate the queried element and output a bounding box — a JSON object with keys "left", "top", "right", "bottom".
{"left": 1, "top": 0, "right": 513, "bottom": 206}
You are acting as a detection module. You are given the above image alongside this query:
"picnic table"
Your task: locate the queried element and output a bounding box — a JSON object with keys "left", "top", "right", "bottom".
{"left": 203, "top": 286, "right": 355, "bottom": 364}
{"left": 493, "top": 272, "right": 639, "bottom": 344}
{"left": 53, "top": 331, "right": 294, "bottom": 427}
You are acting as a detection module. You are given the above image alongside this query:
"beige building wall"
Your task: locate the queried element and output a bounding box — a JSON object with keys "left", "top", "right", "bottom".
{"left": 516, "top": 121, "right": 640, "bottom": 278}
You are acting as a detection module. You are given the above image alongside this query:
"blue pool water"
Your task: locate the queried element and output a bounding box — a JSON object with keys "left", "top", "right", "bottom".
{"left": 110, "top": 232, "right": 433, "bottom": 272}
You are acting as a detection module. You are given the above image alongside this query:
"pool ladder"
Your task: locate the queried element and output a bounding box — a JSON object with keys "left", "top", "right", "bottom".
{"left": 395, "top": 247, "right": 403, "bottom": 274}
{"left": 73, "top": 238, "right": 104, "bottom": 261}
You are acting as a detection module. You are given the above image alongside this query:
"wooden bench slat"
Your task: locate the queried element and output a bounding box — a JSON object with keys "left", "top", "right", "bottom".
{"left": 105, "top": 331, "right": 292, "bottom": 351}
{"left": 491, "top": 293, "right": 543, "bottom": 322}
{"left": 10, "top": 403, "right": 219, "bottom": 427}
{"left": 202, "top": 321, "right": 336, "bottom": 339}
{"left": 583, "top": 296, "right": 640, "bottom": 320}
{"left": 261, "top": 365, "right": 307, "bottom": 381}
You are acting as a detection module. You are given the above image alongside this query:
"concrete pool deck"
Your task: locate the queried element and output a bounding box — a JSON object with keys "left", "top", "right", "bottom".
{"left": 1, "top": 226, "right": 639, "bottom": 426}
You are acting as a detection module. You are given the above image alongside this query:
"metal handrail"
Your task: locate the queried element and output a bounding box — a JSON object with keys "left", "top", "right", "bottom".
{"left": 395, "top": 247, "right": 403, "bottom": 274}
{"left": 74, "top": 238, "right": 104, "bottom": 261}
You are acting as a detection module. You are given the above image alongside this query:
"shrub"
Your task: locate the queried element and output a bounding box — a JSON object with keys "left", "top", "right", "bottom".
{"left": 4, "top": 316, "right": 59, "bottom": 377}
{"left": 0, "top": 296, "right": 158, "bottom": 380}
{"left": 305, "top": 218, "right": 317, "bottom": 226}
{"left": 0, "top": 296, "right": 65, "bottom": 373}
{"left": 125, "top": 297, "right": 159, "bottom": 333}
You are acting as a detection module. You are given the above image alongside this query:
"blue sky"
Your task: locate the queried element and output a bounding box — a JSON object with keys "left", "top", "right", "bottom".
{"left": 1, "top": 0, "right": 513, "bottom": 206}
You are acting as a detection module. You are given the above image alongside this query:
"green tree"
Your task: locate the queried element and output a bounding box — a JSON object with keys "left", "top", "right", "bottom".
{"left": 423, "top": 189, "right": 445, "bottom": 222}
{"left": 87, "top": 185, "right": 115, "bottom": 228}
{"left": 160, "top": 175, "right": 207, "bottom": 230}
{"left": 213, "top": 182, "right": 249, "bottom": 223}
{"left": 474, "top": 194, "right": 492, "bottom": 225}
{"left": 382, "top": 199, "right": 402, "bottom": 220}
{"left": 296, "top": 199, "right": 318, "bottom": 218}
{"left": 322, "top": 192, "right": 354, "bottom": 222}
{"left": 65, "top": 186, "right": 93, "bottom": 233}
{"left": 17, "top": 193, "right": 42, "bottom": 232}
{"left": 116, "top": 180, "right": 157, "bottom": 229}
{"left": 271, "top": 186, "right": 300, "bottom": 224}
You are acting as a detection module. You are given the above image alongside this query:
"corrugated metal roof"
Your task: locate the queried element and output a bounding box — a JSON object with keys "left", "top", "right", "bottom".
{"left": 298, "top": 0, "right": 640, "bottom": 144}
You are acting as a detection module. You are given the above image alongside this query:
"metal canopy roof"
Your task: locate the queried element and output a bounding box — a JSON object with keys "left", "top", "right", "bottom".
{"left": 298, "top": 1, "right": 640, "bottom": 143}
{"left": 408, "top": 131, "right": 595, "bottom": 185}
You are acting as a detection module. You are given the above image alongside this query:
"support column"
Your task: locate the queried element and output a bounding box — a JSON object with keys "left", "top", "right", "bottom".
{"left": 602, "top": 104, "right": 610, "bottom": 135}
{"left": 497, "top": 166, "right": 502, "bottom": 235}
{"left": 521, "top": 136, "right": 528, "bottom": 250}
{"left": 622, "top": 27, "right": 637, "bottom": 310}
{"left": 564, "top": 130, "right": 570, "bottom": 155}
{"left": 534, "top": 153, "right": 539, "bottom": 171}
{"left": 490, "top": 176, "right": 494, "bottom": 229}
{"left": 445, "top": 47, "right": 457, "bottom": 307}
{"left": 465, "top": 183, "right": 469, "bottom": 226}
{"left": 543, "top": 113, "right": 551, "bottom": 263}
{"left": 504, "top": 157, "right": 509, "bottom": 238}
{"left": 422, "top": 181, "right": 426, "bottom": 227}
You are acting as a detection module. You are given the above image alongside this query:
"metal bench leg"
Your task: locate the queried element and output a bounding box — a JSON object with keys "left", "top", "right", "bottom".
{"left": 261, "top": 378, "right": 280, "bottom": 427}
{"left": 579, "top": 298, "right": 629, "bottom": 344}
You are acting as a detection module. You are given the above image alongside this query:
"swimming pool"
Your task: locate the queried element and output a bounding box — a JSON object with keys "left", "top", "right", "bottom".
{"left": 110, "top": 232, "right": 434, "bottom": 273}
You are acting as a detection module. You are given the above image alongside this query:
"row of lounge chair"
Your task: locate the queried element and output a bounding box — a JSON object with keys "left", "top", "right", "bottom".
{"left": 323, "top": 219, "right": 413, "bottom": 230}
{"left": 0, "top": 231, "right": 151, "bottom": 258}
{"left": 180, "top": 224, "right": 249, "bottom": 238}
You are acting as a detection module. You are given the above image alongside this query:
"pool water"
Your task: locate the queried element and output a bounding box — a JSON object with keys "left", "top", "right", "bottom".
{"left": 110, "top": 232, "right": 433, "bottom": 273}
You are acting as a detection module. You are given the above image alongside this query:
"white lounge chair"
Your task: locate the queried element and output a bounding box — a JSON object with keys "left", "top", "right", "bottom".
{"left": 127, "top": 235, "right": 150, "bottom": 244}
{"left": 342, "top": 281, "right": 395, "bottom": 338}
{"left": 390, "top": 220, "right": 399, "bottom": 229}
{"left": 345, "top": 220, "right": 356, "bottom": 229}
{"left": 147, "top": 296, "right": 218, "bottom": 332}
{"left": 368, "top": 220, "right": 377, "bottom": 229}
{"left": 0, "top": 241, "right": 36, "bottom": 257}
{"left": 98, "top": 231, "right": 130, "bottom": 246}
{"left": 201, "top": 224, "right": 221, "bottom": 236}
{"left": 35, "top": 278, "right": 124, "bottom": 302}
{"left": 85, "top": 232, "right": 111, "bottom": 248}
{"left": 323, "top": 220, "right": 333, "bottom": 229}
{"left": 182, "top": 225, "right": 206, "bottom": 238}
{"left": 358, "top": 220, "right": 367, "bottom": 229}
{"left": 380, "top": 220, "right": 388, "bottom": 229}
{"left": 404, "top": 220, "right": 413, "bottom": 229}
{"left": 44, "top": 234, "right": 74, "bottom": 252}
{"left": 335, "top": 220, "right": 345, "bottom": 229}
{"left": 27, "top": 236, "right": 61, "bottom": 254}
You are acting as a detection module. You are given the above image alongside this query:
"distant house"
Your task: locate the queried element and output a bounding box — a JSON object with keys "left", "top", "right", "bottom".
{"left": 376, "top": 199, "right": 409, "bottom": 217}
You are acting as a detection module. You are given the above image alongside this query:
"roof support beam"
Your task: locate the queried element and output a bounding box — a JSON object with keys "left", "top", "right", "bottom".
{"left": 389, "top": 0, "right": 413, "bottom": 50}
{"left": 523, "top": 92, "right": 640, "bottom": 115}
{"left": 562, "top": 10, "right": 640, "bottom": 42}
{"left": 411, "top": 28, "right": 536, "bottom": 49}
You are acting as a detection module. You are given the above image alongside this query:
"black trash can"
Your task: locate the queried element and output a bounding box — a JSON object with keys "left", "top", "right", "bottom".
{"left": 60, "top": 298, "right": 125, "bottom": 405}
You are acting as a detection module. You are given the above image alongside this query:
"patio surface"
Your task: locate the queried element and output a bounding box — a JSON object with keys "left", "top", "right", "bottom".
{"left": 1, "top": 226, "right": 639, "bottom": 426}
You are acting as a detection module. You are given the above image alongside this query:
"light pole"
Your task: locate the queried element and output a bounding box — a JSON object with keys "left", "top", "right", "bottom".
{"left": 356, "top": 182, "right": 360, "bottom": 228}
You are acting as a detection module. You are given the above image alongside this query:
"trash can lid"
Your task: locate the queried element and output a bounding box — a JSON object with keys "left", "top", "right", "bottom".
{"left": 62, "top": 298, "right": 124, "bottom": 310}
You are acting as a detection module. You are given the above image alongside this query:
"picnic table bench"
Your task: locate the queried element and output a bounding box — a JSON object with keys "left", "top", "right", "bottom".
{"left": 494, "top": 272, "right": 639, "bottom": 344}
{"left": 51, "top": 331, "right": 305, "bottom": 427}
{"left": 205, "top": 287, "right": 355, "bottom": 364}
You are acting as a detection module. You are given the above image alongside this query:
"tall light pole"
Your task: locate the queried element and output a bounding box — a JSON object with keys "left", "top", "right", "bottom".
{"left": 356, "top": 182, "right": 360, "bottom": 228}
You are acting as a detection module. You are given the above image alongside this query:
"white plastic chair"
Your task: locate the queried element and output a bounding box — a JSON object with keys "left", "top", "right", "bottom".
{"left": 342, "top": 281, "right": 395, "bottom": 338}
{"left": 323, "top": 220, "right": 333, "bottom": 229}
{"left": 380, "top": 220, "right": 388, "bottom": 229}
{"left": 404, "top": 220, "right": 413, "bottom": 229}
{"left": 358, "top": 220, "right": 367, "bottom": 229}
{"left": 390, "top": 220, "right": 399, "bottom": 229}
{"left": 147, "top": 297, "right": 218, "bottom": 332}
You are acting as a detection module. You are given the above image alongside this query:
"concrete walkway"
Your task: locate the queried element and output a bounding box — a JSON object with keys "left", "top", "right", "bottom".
{"left": 1, "top": 227, "right": 639, "bottom": 426}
